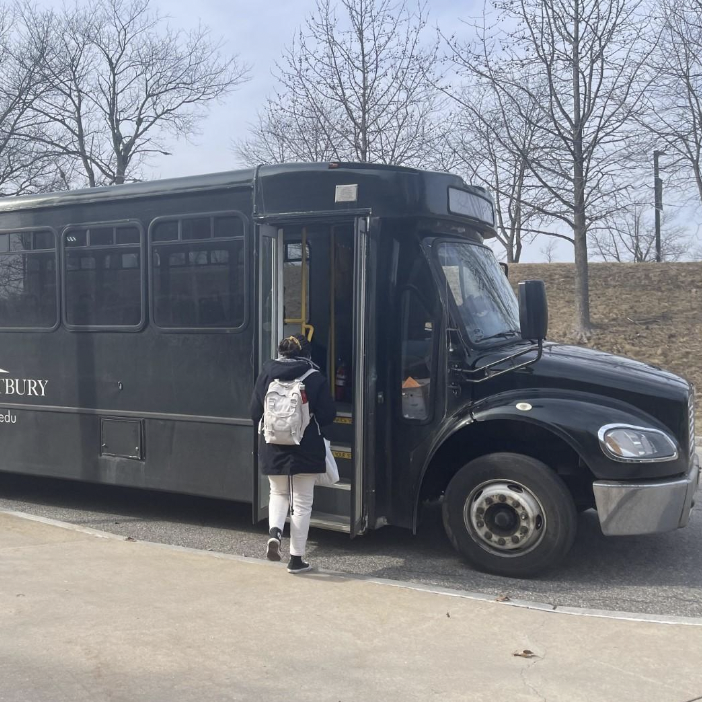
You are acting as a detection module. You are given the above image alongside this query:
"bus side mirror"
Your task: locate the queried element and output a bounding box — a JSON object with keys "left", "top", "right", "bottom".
{"left": 518, "top": 279, "right": 548, "bottom": 341}
{"left": 499, "top": 262, "right": 509, "bottom": 278}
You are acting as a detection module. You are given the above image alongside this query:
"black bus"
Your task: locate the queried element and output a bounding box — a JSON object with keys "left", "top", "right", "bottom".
{"left": 0, "top": 162, "right": 697, "bottom": 576}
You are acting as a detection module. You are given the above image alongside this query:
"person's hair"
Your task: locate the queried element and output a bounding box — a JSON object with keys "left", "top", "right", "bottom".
{"left": 278, "top": 334, "right": 311, "bottom": 359}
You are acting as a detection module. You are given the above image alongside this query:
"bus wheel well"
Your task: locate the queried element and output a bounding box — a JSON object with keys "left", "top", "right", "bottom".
{"left": 419, "top": 420, "right": 596, "bottom": 513}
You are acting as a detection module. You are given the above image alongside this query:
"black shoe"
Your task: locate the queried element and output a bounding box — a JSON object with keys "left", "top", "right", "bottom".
{"left": 266, "top": 528, "right": 282, "bottom": 562}
{"left": 287, "top": 555, "right": 313, "bottom": 574}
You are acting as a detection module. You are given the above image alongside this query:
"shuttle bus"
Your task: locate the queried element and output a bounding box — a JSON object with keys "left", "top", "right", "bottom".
{"left": 0, "top": 162, "right": 697, "bottom": 576}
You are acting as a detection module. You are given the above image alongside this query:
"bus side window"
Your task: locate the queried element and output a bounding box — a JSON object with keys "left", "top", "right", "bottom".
{"left": 63, "top": 223, "right": 143, "bottom": 329}
{"left": 0, "top": 229, "right": 58, "bottom": 330}
{"left": 150, "top": 212, "right": 246, "bottom": 331}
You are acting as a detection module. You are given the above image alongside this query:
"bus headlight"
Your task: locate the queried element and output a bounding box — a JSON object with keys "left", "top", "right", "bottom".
{"left": 598, "top": 424, "right": 679, "bottom": 462}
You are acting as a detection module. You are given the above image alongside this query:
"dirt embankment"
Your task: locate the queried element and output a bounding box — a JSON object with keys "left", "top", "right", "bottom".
{"left": 509, "top": 262, "right": 702, "bottom": 434}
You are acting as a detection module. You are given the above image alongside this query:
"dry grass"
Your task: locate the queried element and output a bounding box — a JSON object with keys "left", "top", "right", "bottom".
{"left": 509, "top": 262, "right": 702, "bottom": 433}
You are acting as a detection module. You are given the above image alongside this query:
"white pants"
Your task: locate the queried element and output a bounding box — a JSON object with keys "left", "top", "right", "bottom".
{"left": 268, "top": 474, "right": 316, "bottom": 557}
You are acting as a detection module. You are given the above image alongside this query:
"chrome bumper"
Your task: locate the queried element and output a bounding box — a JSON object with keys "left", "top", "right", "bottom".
{"left": 593, "top": 454, "right": 700, "bottom": 536}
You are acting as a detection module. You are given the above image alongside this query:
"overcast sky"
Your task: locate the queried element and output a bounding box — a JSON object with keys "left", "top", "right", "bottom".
{"left": 142, "top": 0, "right": 324, "bottom": 179}
{"left": 37, "top": 0, "right": 701, "bottom": 262}
{"left": 138, "top": 0, "right": 474, "bottom": 179}
{"left": 137, "top": 0, "right": 571, "bottom": 262}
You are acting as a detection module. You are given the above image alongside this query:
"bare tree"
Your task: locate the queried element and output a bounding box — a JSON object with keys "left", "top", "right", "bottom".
{"left": 236, "top": 92, "right": 339, "bottom": 166}
{"left": 236, "top": 0, "right": 442, "bottom": 167}
{"left": 642, "top": 0, "right": 702, "bottom": 204}
{"left": 447, "top": 0, "right": 652, "bottom": 337}
{"left": 0, "top": 6, "right": 65, "bottom": 195}
{"left": 438, "top": 82, "right": 564, "bottom": 263}
{"left": 26, "top": 0, "right": 248, "bottom": 187}
{"left": 541, "top": 238, "right": 559, "bottom": 263}
{"left": 591, "top": 206, "right": 692, "bottom": 262}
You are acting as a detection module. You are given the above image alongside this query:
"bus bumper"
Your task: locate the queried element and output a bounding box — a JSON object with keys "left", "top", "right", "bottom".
{"left": 593, "top": 453, "right": 700, "bottom": 536}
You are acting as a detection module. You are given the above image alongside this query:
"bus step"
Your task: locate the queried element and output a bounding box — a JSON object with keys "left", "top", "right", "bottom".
{"left": 317, "top": 478, "right": 351, "bottom": 491}
{"left": 313, "top": 479, "right": 351, "bottom": 514}
{"left": 309, "top": 511, "right": 350, "bottom": 533}
{"left": 327, "top": 412, "right": 353, "bottom": 444}
{"left": 330, "top": 444, "right": 352, "bottom": 460}
{"left": 330, "top": 444, "right": 353, "bottom": 482}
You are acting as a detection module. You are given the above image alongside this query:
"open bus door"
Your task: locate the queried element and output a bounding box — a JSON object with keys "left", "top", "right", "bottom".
{"left": 254, "top": 224, "right": 283, "bottom": 523}
{"left": 350, "top": 215, "right": 370, "bottom": 537}
{"left": 254, "top": 216, "right": 370, "bottom": 536}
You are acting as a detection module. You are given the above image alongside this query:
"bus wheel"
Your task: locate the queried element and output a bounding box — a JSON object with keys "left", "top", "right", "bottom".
{"left": 442, "top": 452, "right": 577, "bottom": 578}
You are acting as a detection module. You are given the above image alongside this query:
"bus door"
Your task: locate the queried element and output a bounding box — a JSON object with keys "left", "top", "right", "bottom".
{"left": 255, "top": 224, "right": 283, "bottom": 522}
{"left": 254, "top": 217, "right": 369, "bottom": 535}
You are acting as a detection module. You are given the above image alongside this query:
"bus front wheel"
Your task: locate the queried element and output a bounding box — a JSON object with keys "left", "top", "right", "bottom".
{"left": 442, "top": 452, "right": 577, "bottom": 578}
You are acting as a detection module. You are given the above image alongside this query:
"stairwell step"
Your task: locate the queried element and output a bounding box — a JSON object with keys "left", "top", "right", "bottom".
{"left": 309, "top": 511, "right": 350, "bottom": 532}
{"left": 331, "top": 447, "right": 352, "bottom": 461}
{"left": 316, "top": 479, "right": 351, "bottom": 491}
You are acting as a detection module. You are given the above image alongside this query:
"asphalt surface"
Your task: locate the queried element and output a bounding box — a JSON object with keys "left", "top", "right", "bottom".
{"left": 0, "top": 470, "right": 700, "bottom": 618}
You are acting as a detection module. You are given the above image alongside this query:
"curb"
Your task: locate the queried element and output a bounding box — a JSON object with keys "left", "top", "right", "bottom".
{"left": 3, "top": 508, "right": 702, "bottom": 628}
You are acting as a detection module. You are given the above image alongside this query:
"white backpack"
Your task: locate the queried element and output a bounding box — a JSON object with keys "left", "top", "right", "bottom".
{"left": 261, "top": 368, "right": 317, "bottom": 445}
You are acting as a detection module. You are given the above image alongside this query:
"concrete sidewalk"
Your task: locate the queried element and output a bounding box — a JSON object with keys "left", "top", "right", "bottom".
{"left": 1, "top": 512, "right": 701, "bottom": 702}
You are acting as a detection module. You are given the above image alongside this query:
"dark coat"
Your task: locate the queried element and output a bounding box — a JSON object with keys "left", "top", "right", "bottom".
{"left": 250, "top": 358, "right": 337, "bottom": 475}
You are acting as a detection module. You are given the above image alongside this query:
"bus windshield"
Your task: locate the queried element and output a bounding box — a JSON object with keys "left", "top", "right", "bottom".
{"left": 436, "top": 241, "right": 520, "bottom": 344}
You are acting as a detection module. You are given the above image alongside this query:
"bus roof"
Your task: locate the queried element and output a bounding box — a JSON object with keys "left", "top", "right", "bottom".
{"left": 0, "top": 162, "right": 496, "bottom": 233}
{"left": 255, "top": 163, "right": 495, "bottom": 233}
{"left": 0, "top": 168, "right": 257, "bottom": 213}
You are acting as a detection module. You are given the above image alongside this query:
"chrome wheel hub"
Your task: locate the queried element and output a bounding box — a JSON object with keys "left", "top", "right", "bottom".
{"left": 464, "top": 480, "right": 546, "bottom": 556}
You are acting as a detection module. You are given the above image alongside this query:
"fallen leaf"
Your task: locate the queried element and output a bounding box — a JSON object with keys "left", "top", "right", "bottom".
{"left": 513, "top": 650, "right": 538, "bottom": 659}
{"left": 496, "top": 594, "right": 511, "bottom": 602}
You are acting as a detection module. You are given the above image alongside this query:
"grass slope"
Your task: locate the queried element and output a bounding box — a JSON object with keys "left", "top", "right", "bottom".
{"left": 510, "top": 262, "right": 702, "bottom": 435}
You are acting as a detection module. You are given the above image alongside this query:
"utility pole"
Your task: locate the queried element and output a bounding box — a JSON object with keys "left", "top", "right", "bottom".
{"left": 653, "top": 150, "right": 666, "bottom": 262}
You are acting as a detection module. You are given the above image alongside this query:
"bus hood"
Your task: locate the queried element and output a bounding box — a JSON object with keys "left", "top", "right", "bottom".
{"left": 533, "top": 343, "right": 689, "bottom": 398}
{"left": 475, "top": 342, "right": 692, "bottom": 443}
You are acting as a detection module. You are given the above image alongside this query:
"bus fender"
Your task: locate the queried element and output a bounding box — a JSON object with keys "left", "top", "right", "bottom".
{"left": 470, "top": 391, "right": 680, "bottom": 477}
{"left": 411, "top": 391, "right": 680, "bottom": 533}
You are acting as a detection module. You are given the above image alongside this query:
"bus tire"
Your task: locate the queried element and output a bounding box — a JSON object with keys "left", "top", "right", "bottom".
{"left": 442, "top": 452, "right": 577, "bottom": 578}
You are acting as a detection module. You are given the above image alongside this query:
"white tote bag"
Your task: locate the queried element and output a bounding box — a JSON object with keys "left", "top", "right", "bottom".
{"left": 316, "top": 439, "right": 340, "bottom": 487}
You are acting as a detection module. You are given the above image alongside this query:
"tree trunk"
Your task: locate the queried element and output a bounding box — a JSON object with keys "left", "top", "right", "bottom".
{"left": 573, "top": 191, "right": 592, "bottom": 336}
{"left": 113, "top": 148, "right": 127, "bottom": 185}
{"left": 571, "top": 1, "right": 592, "bottom": 338}
{"left": 694, "top": 157, "right": 702, "bottom": 205}
{"left": 513, "top": 198, "right": 522, "bottom": 263}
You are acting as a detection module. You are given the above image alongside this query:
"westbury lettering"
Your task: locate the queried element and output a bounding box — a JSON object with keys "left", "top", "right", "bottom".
{"left": 0, "top": 379, "right": 48, "bottom": 397}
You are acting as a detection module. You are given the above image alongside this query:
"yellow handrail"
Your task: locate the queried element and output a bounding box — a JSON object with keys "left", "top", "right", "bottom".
{"left": 283, "top": 228, "right": 313, "bottom": 341}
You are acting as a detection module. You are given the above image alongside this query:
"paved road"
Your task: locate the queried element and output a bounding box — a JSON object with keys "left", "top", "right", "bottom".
{"left": 0, "top": 471, "right": 700, "bottom": 618}
{"left": 5, "top": 513, "right": 702, "bottom": 702}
